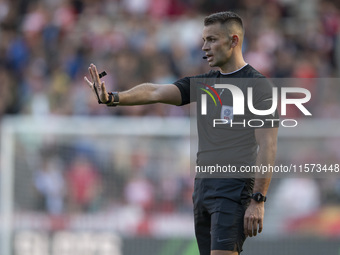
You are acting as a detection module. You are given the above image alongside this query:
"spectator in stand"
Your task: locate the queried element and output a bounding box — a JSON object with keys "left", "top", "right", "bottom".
{"left": 0, "top": 0, "right": 338, "bottom": 117}
{"left": 66, "top": 155, "right": 102, "bottom": 213}
{"left": 33, "top": 156, "right": 65, "bottom": 215}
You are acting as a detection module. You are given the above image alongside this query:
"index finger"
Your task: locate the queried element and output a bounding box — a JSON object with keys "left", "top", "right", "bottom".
{"left": 258, "top": 218, "right": 263, "bottom": 233}
{"left": 252, "top": 219, "right": 258, "bottom": 236}
{"left": 247, "top": 215, "right": 254, "bottom": 237}
{"left": 88, "top": 66, "right": 95, "bottom": 85}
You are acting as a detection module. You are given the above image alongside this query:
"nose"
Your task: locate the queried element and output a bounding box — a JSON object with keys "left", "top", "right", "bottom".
{"left": 202, "top": 41, "right": 209, "bottom": 52}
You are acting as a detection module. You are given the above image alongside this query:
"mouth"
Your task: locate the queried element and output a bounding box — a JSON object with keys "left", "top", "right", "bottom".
{"left": 205, "top": 54, "right": 213, "bottom": 62}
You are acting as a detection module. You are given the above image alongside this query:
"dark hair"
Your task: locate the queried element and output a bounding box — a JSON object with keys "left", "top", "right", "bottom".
{"left": 204, "top": 11, "right": 243, "bottom": 29}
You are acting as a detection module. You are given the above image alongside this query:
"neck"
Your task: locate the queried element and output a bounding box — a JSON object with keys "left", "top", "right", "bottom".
{"left": 219, "top": 62, "right": 247, "bottom": 74}
{"left": 219, "top": 52, "right": 246, "bottom": 73}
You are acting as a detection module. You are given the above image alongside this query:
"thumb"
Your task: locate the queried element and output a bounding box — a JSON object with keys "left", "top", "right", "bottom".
{"left": 100, "top": 81, "right": 109, "bottom": 102}
{"left": 101, "top": 81, "right": 107, "bottom": 94}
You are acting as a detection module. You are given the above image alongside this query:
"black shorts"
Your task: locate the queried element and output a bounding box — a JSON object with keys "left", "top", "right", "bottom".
{"left": 193, "top": 178, "right": 251, "bottom": 255}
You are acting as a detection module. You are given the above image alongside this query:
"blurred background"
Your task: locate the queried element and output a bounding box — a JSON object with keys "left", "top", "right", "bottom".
{"left": 0, "top": 0, "right": 340, "bottom": 254}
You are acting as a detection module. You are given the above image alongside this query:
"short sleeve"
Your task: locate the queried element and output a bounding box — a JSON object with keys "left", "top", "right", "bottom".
{"left": 173, "top": 76, "right": 191, "bottom": 106}
{"left": 173, "top": 71, "right": 218, "bottom": 106}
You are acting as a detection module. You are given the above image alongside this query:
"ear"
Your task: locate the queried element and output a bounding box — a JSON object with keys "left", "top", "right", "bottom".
{"left": 231, "top": 35, "right": 239, "bottom": 48}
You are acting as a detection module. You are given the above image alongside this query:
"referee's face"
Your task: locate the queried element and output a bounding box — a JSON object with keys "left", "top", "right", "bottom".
{"left": 202, "top": 23, "right": 233, "bottom": 68}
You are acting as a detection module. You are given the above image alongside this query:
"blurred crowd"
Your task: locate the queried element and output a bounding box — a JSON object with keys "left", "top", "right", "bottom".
{"left": 1, "top": 0, "right": 340, "bottom": 237}
{"left": 0, "top": 0, "right": 339, "bottom": 117}
{"left": 30, "top": 138, "right": 192, "bottom": 217}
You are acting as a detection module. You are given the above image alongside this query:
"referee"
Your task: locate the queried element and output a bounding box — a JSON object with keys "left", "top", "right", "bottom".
{"left": 85, "top": 11, "right": 278, "bottom": 255}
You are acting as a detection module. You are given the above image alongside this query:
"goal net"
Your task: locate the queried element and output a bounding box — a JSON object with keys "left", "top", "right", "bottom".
{"left": 0, "top": 116, "right": 195, "bottom": 255}
{"left": 2, "top": 115, "right": 340, "bottom": 255}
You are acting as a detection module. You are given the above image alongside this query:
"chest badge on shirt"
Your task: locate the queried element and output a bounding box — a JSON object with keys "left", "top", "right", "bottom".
{"left": 221, "top": 105, "right": 233, "bottom": 121}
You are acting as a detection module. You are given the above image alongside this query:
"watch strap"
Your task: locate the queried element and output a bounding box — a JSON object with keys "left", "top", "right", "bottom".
{"left": 106, "top": 92, "right": 119, "bottom": 107}
{"left": 251, "top": 192, "right": 267, "bottom": 202}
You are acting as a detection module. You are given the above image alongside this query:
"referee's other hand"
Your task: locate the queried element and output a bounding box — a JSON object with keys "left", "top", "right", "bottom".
{"left": 243, "top": 200, "right": 265, "bottom": 237}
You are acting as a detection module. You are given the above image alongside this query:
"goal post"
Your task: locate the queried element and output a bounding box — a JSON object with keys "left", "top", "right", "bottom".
{"left": 1, "top": 117, "right": 15, "bottom": 255}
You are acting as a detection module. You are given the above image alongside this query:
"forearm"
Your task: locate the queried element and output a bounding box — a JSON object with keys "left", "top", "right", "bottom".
{"left": 253, "top": 132, "right": 277, "bottom": 195}
{"left": 253, "top": 175, "right": 272, "bottom": 196}
{"left": 118, "top": 83, "right": 158, "bottom": 105}
{"left": 118, "top": 83, "right": 181, "bottom": 106}
{"left": 245, "top": 141, "right": 276, "bottom": 237}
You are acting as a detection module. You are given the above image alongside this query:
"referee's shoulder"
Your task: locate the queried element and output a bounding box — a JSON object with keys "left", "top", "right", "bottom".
{"left": 244, "top": 65, "right": 266, "bottom": 79}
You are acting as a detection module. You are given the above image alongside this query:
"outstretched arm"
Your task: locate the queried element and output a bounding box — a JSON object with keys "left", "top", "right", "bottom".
{"left": 84, "top": 64, "right": 182, "bottom": 106}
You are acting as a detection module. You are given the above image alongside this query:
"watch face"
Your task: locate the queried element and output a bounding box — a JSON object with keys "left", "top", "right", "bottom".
{"left": 253, "top": 192, "right": 265, "bottom": 202}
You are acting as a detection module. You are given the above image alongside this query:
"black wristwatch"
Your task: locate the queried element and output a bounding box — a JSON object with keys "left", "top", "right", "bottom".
{"left": 106, "top": 92, "right": 120, "bottom": 107}
{"left": 251, "top": 192, "right": 267, "bottom": 202}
